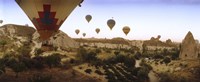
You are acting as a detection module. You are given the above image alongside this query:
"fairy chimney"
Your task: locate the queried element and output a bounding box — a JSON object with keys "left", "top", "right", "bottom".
{"left": 179, "top": 31, "right": 198, "bottom": 60}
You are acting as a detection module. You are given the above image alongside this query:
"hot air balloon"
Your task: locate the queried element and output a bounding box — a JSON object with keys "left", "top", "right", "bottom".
{"left": 95, "top": 28, "right": 100, "bottom": 34}
{"left": 0, "top": 20, "right": 3, "bottom": 24}
{"left": 75, "top": 29, "right": 80, "bottom": 35}
{"left": 15, "top": 0, "right": 82, "bottom": 41}
{"left": 25, "top": 24, "right": 29, "bottom": 26}
{"left": 83, "top": 33, "right": 86, "bottom": 37}
{"left": 122, "top": 26, "right": 130, "bottom": 36}
{"left": 85, "top": 15, "right": 92, "bottom": 23}
{"left": 107, "top": 19, "right": 115, "bottom": 30}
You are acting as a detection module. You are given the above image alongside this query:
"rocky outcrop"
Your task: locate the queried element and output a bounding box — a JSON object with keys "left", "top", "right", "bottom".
{"left": 0, "top": 24, "right": 79, "bottom": 53}
{"left": 0, "top": 24, "right": 35, "bottom": 49}
{"left": 179, "top": 31, "right": 198, "bottom": 60}
{"left": 166, "top": 39, "right": 173, "bottom": 45}
{"left": 32, "top": 30, "right": 79, "bottom": 50}
{"left": 0, "top": 24, "right": 35, "bottom": 41}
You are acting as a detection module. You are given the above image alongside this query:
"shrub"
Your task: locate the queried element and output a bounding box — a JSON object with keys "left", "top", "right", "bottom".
{"left": 79, "top": 66, "right": 82, "bottom": 69}
{"left": 159, "top": 72, "right": 173, "bottom": 82}
{"left": 153, "top": 54, "right": 164, "bottom": 59}
{"left": 115, "top": 54, "right": 126, "bottom": 63}
{"left": 163, "top": 57, "right": 171, "bottom": 65}
{"left": 32, "top": 56, "right": 45, "bottom": 70}
{"left": 171, "top": 51, "right": 180, "bottom": 60}
{"left": 20, "top": 57, "right": 34, "bottom": 69}
{"left": 105, "top": 49, "right": 111, "bottom": 53}
{"left": 114, "top": 51, "right": 120, "bottom": 56}
{"left": 10, "top": 61, "right": 27, "bottom": 78}
{"left": 137, "top": 67, "right": 149, "bottom": 81}
{"left": 0, "top": 58, "right": 6, "bottom": 75}
{"left": 140, "top": 60, "right": 153, "bottom": 71}
{"left": 77, "top": 47, "right": 87, "bottom": 61}
{"left": 45, "top": 53, "right": 61, "bottom": 68}
{"left": 95, "top": 70, "right": 104, "bottom": 75}
{"left": 85, "top": 69, "right": 92, "bottom": 74}
{"left": 95, "top": 48, "right": 101, "bottom": 54}
{"left": 34, "top": 48, "right": 44, "bottom": 56}
{"left": 134, "top": 52, "right": 142, "bottom": 60}
{"left": 69, "top": 58, "right": 75, "bottom": 64}
{"left": 17, "top": 46, "right": 31, "bottom": 57}
{"left": 124, "top": 56, "right": 136, "bottom": 68}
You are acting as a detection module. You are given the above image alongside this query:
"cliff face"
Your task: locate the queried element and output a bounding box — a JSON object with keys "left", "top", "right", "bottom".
{"left": 179, "top": 31, "right": 198, "bottom": 60}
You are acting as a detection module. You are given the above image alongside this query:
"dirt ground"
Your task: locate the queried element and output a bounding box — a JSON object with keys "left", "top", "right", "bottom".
{"left": 0, "top": 68, "right": 99, "bottom": 82}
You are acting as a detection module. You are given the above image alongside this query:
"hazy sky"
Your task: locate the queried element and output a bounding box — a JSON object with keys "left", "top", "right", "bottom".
{"left": 1, "top": 0, "right": 200, "bottom": 42}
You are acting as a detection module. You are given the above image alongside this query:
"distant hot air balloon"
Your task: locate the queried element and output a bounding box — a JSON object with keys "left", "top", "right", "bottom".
{"left": 75, "top": 29, "right": 80, "bottom": 35}
{"left": 95, "top": 28, "right": 100, "bottom": 34}
{"left": 0, "top": 20, "right": 3, "bottom": 24}
{"left": 122, "top": 26, "right": 130, "bottom": 36}
{"left": 85, "top": 15, "right": 92, "bottom": 23}
{"left": 83, "top": 33, "right": 86, "bottom": 37}
{"left": 107, "top": 19, "right": 115, "bottom": 30}
{"left": 15, "top": 0, "right": 82, "bottom": 41}
{"left": 25, "top": 24, "right": 29, "bottom": 26}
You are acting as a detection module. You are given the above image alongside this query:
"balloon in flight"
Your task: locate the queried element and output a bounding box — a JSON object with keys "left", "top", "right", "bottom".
{"left": 122, "top": 26, "right": 130, "bottom": 36}
{"left": 75, "top": 29, "right": 80, "bottom": 35}
{"left": 0, "top": 20, "right": 3, "bottom": 24}
{"left": 83, "top": 33, "right": 86, "bottom": 37}
{"left": 15, "top": 0, "right": 82, "bottom": 40}
{"left": 85, "top": 15, "right": 92, "bottom": 23}
{"left": 95, "top": 28, "right": 100, "bottom": 34}
{"left": 107, "top": 19, "right": 115, "bottom": 30}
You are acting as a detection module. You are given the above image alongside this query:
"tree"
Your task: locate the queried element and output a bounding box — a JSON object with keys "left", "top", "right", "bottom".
{"left": 134, "top": 51, "right": 142, "bottom": 60}
{"left": 77, "top": 47, "right": 87, "bottom": 61}
{"left": 0, "top": 58, "right": 6, "bottom": 75}
{"left": 163, "top": 48, "right": 168, "bottom": 56}
{"left": 124, "top": 57, "right": 136, "bottom": 68}
{"left": 32, "top": 56, "right": 45, "bottom": 70}
{"left": 114, "top": 51, "right": 120, "bottom": 56}
{"left": 142, "top": 44, "right": 147, "bottom": 54}
{"left": 163, "top": 57, "right": 171, "bottom": 65}
{"left": 10, "top": 61, "right": 27, "bottom": 78}
{"left": 153, "top": 54, "right": 164, "bottom": 59}
{"left": 45, "top": 53, "right": 61, "bottom": 68}
{"left": 85, "top": 51, "right": 97, "bottom": 63}
{"left": 137, "top": 67, "right": 150, "bottom": 81}
{"left": 171, "top": 48, "right": 180, "bottom": 60}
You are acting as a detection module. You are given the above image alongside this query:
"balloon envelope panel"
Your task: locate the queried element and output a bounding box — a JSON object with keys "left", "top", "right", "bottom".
{"left": 15, "top": 0, "right": 81, "bottom": 40}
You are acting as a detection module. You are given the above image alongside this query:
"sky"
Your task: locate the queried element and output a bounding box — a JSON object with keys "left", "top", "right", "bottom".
{"left": 1, "top": 0, "right": 200, "bottom": 42}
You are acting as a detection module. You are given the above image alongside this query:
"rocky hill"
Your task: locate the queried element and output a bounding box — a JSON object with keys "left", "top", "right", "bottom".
{"left": 32, "top": 30, "right": 79, "bottom": 50}
{"left": 0, "top": 24, "right": 35, "bottom": 41}
{"left": 0, "top": 24, "right": 79, "bottom": 53}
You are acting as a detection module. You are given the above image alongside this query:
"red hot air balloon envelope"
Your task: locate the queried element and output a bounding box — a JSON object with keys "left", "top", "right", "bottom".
{"left": 15, "top": 0, "right": 82, "bottom": 41}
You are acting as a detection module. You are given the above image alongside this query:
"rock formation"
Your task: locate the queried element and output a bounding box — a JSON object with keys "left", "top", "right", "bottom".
{"left": 32, "top": 30, "right": 79, "bottom": 51}
{"left": 179, "top": 31, "right": 198, "bottom": 60}
{"left": 166, "top": 39, "right": 172, "bottom": 44}
{"left": 0, "top": 24, "right": 79, "bottom": 53}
